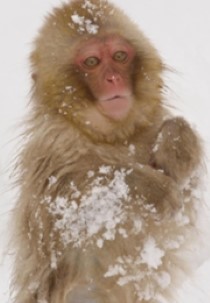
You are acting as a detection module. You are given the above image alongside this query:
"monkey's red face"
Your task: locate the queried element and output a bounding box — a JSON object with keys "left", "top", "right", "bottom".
{"left": 74, "top": 36, "right": 136, "bottom": 120}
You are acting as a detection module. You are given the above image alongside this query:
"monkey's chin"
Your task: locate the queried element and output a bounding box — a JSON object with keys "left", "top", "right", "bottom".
{"left": 97, "top": 96, "right": 133, "bottom": 121}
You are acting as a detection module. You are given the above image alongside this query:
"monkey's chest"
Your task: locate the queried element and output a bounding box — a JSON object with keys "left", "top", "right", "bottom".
{"left": 93, "top": 142, "right": 151, "bottom": 167}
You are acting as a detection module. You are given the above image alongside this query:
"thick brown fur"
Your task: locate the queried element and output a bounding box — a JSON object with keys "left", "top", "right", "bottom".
{"left": 10, "top": 1, "right": 203, "bottom": 303}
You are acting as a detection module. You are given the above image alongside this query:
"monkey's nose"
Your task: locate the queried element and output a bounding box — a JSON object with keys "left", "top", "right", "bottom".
{"left": 106, "top": 73, "right": 121, "bottom": 84}
{"left": 66, "top": 285, "right": 106, "bottom": 303}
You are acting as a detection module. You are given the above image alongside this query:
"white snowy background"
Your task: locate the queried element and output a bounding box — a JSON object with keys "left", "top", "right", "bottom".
{"left": 0, "top": 0, "right": 210, "bottom": 302}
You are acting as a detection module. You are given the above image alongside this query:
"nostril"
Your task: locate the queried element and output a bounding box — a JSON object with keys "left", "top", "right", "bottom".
{"left": 106, "top": 75, "right": 115, "bottom": 82}
{"left": 105, "top": 74, "right": 121, "bottom": 84}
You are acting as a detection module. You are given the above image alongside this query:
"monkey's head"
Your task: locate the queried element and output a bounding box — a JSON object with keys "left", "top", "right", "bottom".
{"left": 31, "top": 0, "right": 165, "bottom": 142}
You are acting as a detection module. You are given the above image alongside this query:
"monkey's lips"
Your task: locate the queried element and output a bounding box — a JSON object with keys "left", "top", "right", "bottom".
{"left": 106, "top": 95, "right": 126, "bottom": 101}
{"left": 98, "top": 94, "right": 132, "bottom": 120}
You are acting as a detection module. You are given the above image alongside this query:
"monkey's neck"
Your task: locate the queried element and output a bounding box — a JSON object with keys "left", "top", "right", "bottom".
{"left": 69, "top": 104, "right": 164, "bottom": 144}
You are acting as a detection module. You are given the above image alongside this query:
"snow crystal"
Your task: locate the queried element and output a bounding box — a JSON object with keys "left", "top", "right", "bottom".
{"left": 58, "top": 108, "right": 68, "bottom": 115}
{"left": 128, "top": 144, "right": 136, "bottom": 155}
{"left": 71, "top": 14, "right": 99, "bottom": 35}
{"left": 44, "top": 167, "right": 131, "bottom": 248}
{"left": 60, "top": 101, "right": 68, "bottom": 108}
{"left": 96, "top": 238, "right": 104, "bottom": 248}
{"left": 132, "top": 218, "right": 142, "bottom": 234}
{"left": 85, "top": 20, "right": 99, "bottom": 34}
{"left": 118, "top": 228, "right": 128, "bottom": 238}
{"left": 152, "top": 132, "right": 163, "bottom": 153}
{"left": 143, "top": 203, "right": 157, "bottom": 214}
{"left": 50, "top": 251, "right": 57, "bottom": 269}
{"left": 164, "top": 239, "right": 181, "bottom": 250}
{"left": 154, "top": 271, "right": 171, "bottom": 289}
{"left": 173, "top": 136, "right": 181, "bottom": 142}
{"left": 48, "top": 176, "right": 57, "bottom": 187}
{"left": 69, "top": 0, "right": 115, "bottom": 34}
{"left": 99, "top": 165, "right": 112, "bottom": 174}
{"left": 71, "top": 14, "right": 84, "bottom": 26}
{"left": 104, "top": 264, "right": 126, "bottom": 278}
{"left": 117, "top": 275, "right": 136, "bottom": 286}
{"left": 138, "top": 285, "right": 154, "bottom": 301}
{"left": 82, "top": 0, "right": 97, "bottom": 10}
{"left": 65, "top": 86, "right": 76, "bottom": 93}
{"left": 174, "top": 211, "right": 190, "bottom": 226}
{"left": 28, "top": 281, "right": 39, "bottom": 293}
{"left": 87, "top": 170, "right": 95, "bottom": 178}
{"left": 70, "top": 182, "right": 81, "bottom": 199}
{"left": 140, "top": 236, "right": 165, "bottom": 269}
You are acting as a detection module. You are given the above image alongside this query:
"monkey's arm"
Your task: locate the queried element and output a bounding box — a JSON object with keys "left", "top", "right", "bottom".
{"left": 151, "top": 117, "right": 202, "bottom": 182}
{"left": 126, "top": 164, "right": 181, "bottom": 215}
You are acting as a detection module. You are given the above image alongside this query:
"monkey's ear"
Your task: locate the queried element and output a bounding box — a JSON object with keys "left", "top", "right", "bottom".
{"left": 32, "top": 73, "right": 37, "bottom": 82}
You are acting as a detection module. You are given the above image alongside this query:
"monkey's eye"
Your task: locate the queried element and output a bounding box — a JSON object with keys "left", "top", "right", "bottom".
{"left": 84, "top": 57, "right": 100, "bottom": 67}
{"left": 113, "top": 51, "right": 128, "bottom": 62}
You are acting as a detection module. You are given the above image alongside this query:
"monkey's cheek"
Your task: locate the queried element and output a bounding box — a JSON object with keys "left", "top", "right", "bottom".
{"left": 97, "top": 97, "right": 133, "bottom": 121}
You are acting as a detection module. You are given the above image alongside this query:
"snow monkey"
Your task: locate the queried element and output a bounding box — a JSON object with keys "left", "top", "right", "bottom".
{"left": 10, "top": 1, "right": 204, "bottom": 303}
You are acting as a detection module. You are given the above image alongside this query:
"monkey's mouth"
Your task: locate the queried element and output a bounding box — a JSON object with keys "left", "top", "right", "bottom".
{"left": 106, "top": 95, "right": 124, "bottom": 101}
{"left": 102, "top": 94, "right": 131, "bottom": 102}
{"left": 98, "top": 94, "right": 133, "bottom": 120}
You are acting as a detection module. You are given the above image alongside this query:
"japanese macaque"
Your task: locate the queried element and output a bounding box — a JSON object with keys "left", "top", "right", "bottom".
{"left": 11, "top": 0, "right": 204, "bottom": 303}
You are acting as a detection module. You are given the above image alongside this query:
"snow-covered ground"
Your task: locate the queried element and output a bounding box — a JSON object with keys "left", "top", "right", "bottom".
{"left": 0, "top": 0, "right": 210, "bottom": 302}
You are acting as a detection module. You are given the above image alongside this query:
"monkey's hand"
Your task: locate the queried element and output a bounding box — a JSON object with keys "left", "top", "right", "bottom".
{"left": 127, "top": 165, "right": 182, "bottom": 216}
{"left": 151, "top": 117, "right": 202, "bottom": 182}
